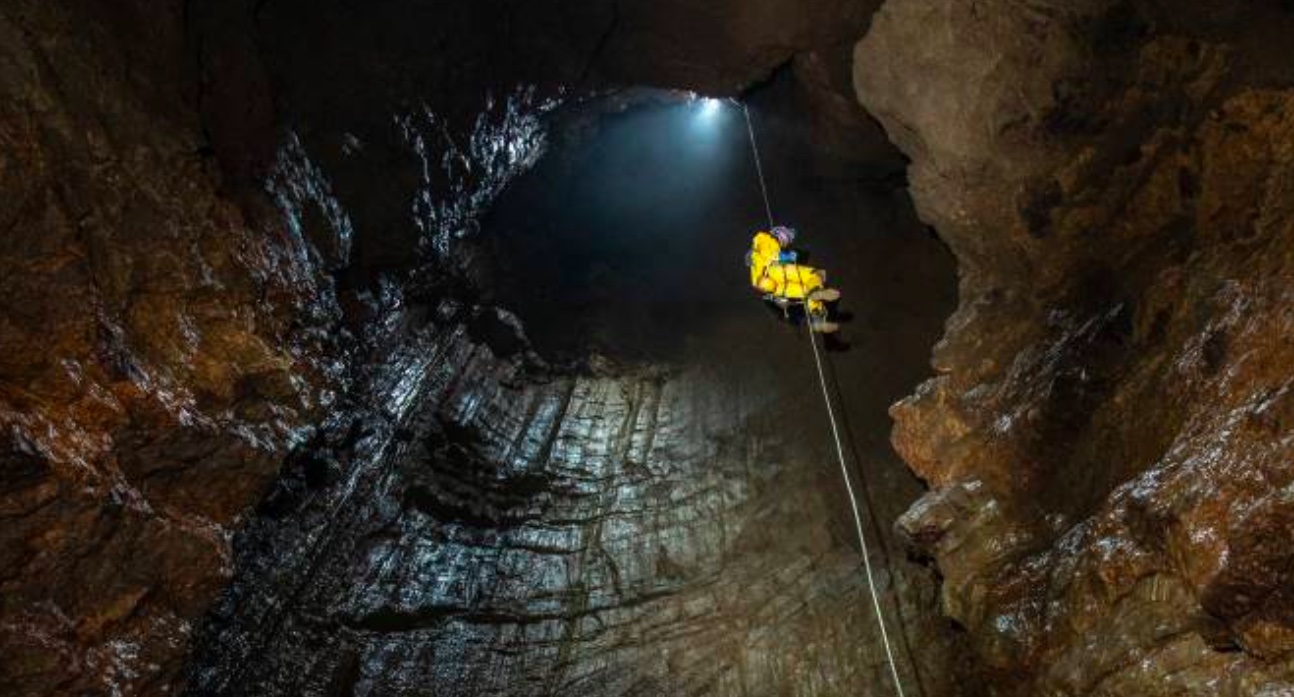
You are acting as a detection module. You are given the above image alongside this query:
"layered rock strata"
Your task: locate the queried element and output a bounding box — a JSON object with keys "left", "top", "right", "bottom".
{"left": 189, "top": 312, "right": 949, "bottom": 696}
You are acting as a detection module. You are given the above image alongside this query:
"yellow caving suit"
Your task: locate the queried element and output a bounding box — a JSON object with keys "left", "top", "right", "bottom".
{"left": 747, "top": 231, "right": 829, "bottom": 315}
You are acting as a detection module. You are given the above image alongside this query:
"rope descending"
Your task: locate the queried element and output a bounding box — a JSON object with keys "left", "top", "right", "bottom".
{"left": 743, "top": 104, "right": 776, "bottom": 230}
{"left": 741, "top": 102, "right": 909, "bottom": 697}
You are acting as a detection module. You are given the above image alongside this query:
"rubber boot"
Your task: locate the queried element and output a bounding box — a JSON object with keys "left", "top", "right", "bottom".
{"left": 808, "top": 287, "right": 841, "bottom": 303}
{"left": 810, "top": 318, "right": 840, "bottom": 334}
{"left": 808, "top": 308, "right": 840, "bottom": 334}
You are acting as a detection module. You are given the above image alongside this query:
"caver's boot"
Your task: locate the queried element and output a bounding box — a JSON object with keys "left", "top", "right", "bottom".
{"left": 808, "top": 309, "right": 840, "bottom": 334}
{"left": 807, "top": 287, "right": 841, "bottom": 303}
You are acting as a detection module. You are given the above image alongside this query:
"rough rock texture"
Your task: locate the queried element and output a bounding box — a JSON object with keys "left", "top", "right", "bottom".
{"left": 857, "top": 0, "right": 1294, "bottom": 693}
{"left": 590, "top": 0, "right": 882, "bottom": 93}
{"left": 2, "top": 1, "right": 963, "bottom": 695}
{"left": 0, "top": 3, "right": 341, "bottom": 693}
{"left": 187, "top": 313, "right": 938, "bottom": 697}
{"left": 0, "top": 2, "right": 548, "bottom": 694}
{"left": 248, "top": 0, "right": 884, "bottom": 107}
{"left": 177, "top": 66, "right": 977, "bottom": 693}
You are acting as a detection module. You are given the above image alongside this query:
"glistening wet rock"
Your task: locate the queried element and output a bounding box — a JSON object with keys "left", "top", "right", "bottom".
{"left": 187, "top": 310, "right": 939, "bottom": 696}
{"left": 0, "top": 3, "right": 556, "bottom": 693}
{"left": 857, "top": 1, "right": 1294, "bottom": 693}
{"left": 0, "top": 4, "right": 340, "bottom": 693}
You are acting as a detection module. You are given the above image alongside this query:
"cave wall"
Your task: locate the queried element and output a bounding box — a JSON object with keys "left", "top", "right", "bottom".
{"left": 0, "top": 0, "right": 550, "bottom": 692}
{"left": 182, "top": 69, "right": 974, "bottom": 694}
{"left": 0, "top": 0, "right": 936, "bottom": 695}
{"left": 0, "top": 2, "right": 342, "bottom": 693}
{"left": 855, "top": 0, "right": 1294, "bottom": 693}
{"left": 187, "top": 311, "right": 958, "bottom": 696}
{"left": 20, "top": 0, "right": 1290, "bottom": 693}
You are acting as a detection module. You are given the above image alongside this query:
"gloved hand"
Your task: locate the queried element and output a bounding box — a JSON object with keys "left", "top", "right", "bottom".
{"left": 778, "top": 251, "right": 798, "bottom": 264}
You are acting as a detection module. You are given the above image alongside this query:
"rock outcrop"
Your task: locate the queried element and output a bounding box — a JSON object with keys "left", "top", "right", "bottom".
{"left": 0, "top": 3, "right": 339, "bottom": 693}
{"left": 1, "top": 1, "right": 952, "bottom": 695}
{"left": 857, "top": 1, "right": 1294, "bottom": 693}
{"left": 21, "top": 0, "right": 1294, "bottom": 694}
{"left": 0, "top": 2, "right": 550, "bottom": 693}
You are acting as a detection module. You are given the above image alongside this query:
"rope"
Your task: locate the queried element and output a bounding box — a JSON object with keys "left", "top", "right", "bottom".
{"left": 742, "top": 102, "right": 909, "bottom": 697}
{"left": 743, "top": 104, "right": 776, "bottom": 230}
{"left": 802, "top": 307, "right": 909, "bottom": 697}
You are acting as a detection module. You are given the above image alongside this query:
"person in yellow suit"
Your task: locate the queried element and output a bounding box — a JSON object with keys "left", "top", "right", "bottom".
{"left": 746, "top": 226, "right": 841, "bottom": 333}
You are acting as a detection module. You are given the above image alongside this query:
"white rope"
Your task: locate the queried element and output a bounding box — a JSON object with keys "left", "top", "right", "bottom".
{"left": 743, "top": 104, "right": 776, "bottom": 230}
{"left": 742, "top": 101, "right": 909, "bottom": 697}
{"left": 803, "top": 314, "right": 908, "bottom": 697}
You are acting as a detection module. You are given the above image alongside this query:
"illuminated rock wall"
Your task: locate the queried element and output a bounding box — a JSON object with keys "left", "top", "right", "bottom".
{"left": 858, "top": 1, "right": 1294, "bottom": 693}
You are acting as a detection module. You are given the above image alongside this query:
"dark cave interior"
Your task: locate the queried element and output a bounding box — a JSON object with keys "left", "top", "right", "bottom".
{"left": 5, "top": 1, "right": 1294, "bottom": 696}
{"left": 476, "top": 81, "right": 951, "bottom": 365}
{"left": 186, "top": 78, "right": 963, "bottom": 697}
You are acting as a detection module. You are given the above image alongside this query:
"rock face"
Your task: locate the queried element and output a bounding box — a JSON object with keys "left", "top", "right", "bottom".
{"left": 186, "top": 315, "right": 941, "bottom": 697}
{"left": 0, "top": 2, "right": 548, "bottom": 693}
{"left": 0, "top": 3, "right": 340, "bottom": 693}
{"left": 22, "top": 0, "right": 1294, "bottom": 694}
{"left": 248, "top": 0, "right": 883, "bottom": 99}
{"left": 181, "top": 73, "right": 970, "bottom": 696}
{"left": 857, "top": 0, "right": 1294, "bottom": 693}
{"left": 2, "top": 1, "right": 960, "bottom": 696}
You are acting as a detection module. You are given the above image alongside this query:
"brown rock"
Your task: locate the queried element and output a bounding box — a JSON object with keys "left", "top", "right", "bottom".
{"left": 858, "top": 0, "right": 1294, "bottom": 692}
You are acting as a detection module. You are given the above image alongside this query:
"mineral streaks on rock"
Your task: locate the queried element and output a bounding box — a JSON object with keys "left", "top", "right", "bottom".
{"left": 0, "top": 4, "right": 344, "bottom": 695}
{"left": 858, "top": 1, "right": 1294, "bottom": 693}
{"left": 189, "top": 322, "right": 910, "bottom": 696}
{"left": 1, "top": 2, "right": 557, "bottom": 692}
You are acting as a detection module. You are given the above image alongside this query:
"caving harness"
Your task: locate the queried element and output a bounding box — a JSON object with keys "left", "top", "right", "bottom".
{"left": 742, "top": 102, "right": 912, "bottom": 697}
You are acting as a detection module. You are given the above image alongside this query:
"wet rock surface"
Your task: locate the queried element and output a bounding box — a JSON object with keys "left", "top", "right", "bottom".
{"left": 0, "top": 2, "right": 551, "bottom": 694}
{"left": 0, "top": 3, "right": 340, "bottom": 693}
{"left": 17, "top": 0, "right": 1294, "bottom": 694}
{"left": 184, "top": 77, "right": 970, "bottom": 696}
{"left": 2, "top": 1, "right": 966, "bottom": 695}
{"left": 189, "top": 319, "right": 930, "bottom": 696}
{"left": 857, "top": 0, "right": 1294, "bottom": 693}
